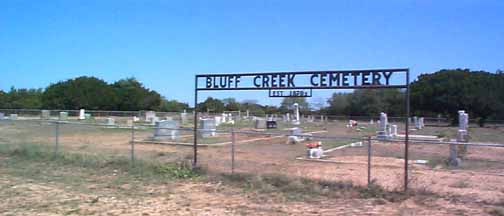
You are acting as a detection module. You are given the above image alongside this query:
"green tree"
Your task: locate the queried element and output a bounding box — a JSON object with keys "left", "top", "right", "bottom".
{"left": 159, "top": 98, "right": 189, "bottom": 112}
{"left": 3, "top": 87, "right": 43, "bottom": 109}
{"left": 222, "top": 98, "right": 241, "bottom": 111}
{"left": 411, "top": 69, "right": 503, "bottom": 126}
{"left": 199, "top": 97, "right": 225, "bottom": 113}
{"left": 42, "top": 76, "right": 118, "bottom": 110}
{"left": 112, "top": 78, "right": 161, "bottom": 111}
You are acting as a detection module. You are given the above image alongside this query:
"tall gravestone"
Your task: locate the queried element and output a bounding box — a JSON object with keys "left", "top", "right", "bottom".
{"left": 293, "top": 103, "right": 300, "bottom": 125}
{"left": 413, "top": 116, "right": 419, "bottom": 129}
{"left": 154, "top": 120, "right": 180, "bottom": 140}
{"left": 377, "top": 112, "right": 389, "bottom": 139}
{"left": 180, "top": 110, "right": 188, "bottom": 124}
{"left": 457, "top": 110, "right": 469, "bottom": 153}
{"left": 450, "top": 110, "right": 469, "bottom": 166}
{"left": 199, "top": 119, "right": 216, "bottom": 138}
{"left": 79, "top": 109, "right": 86, "bottom": 120}
{"left": 41, "top": 110, "right": 50, "bottom": 120}
{"left": 391, "top": 125, "right": 398, "bottom": 137}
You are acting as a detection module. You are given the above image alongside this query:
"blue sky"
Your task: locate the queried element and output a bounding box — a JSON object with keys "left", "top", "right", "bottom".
{"left": 1, "top": 0, "right": 503, "bottom": 106}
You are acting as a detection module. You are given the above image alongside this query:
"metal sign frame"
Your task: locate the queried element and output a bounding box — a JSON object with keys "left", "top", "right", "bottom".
{"left": 194, "top": 68, "right": 410, "bottom": 190}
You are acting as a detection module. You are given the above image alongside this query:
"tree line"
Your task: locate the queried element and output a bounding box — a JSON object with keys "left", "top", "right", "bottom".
{"left": 1, "top": 69, "right": 503, "bottom": 124}
{"left": 0, "top": 76, "right": 189, "bottom": 112}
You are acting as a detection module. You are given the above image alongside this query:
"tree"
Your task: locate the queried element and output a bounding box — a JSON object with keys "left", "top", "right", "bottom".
{"left": 326, "top": 89, "right": 404, "bottom": 117}
{"left": 411, "top": 69, "right": 504, "bottom": 126}
{"left": 326, "top": 93, "right": 351, "bottom": 116}
{"left": 112, "top": 78, "right": 161, "bottom": 111}
{"left": 222, "top": 98, "right": 241, "bottom": 111}
{"left": 42, "top": 76, "right": 118, "bottom": 110}
{"left": 2, "top": 87, "right": 43, "bottom": 109}
{"left": 199, "top": 97, "right": 225, "bottom": 113}
{"left": 159, "top": 98, "right": 189, "bottom": 112}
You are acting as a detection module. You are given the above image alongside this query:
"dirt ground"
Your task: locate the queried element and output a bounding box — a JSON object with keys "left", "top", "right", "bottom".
{"left": 0, "top": 155, "right": 499, "bottom": 216}
{"left": 1, "top": 120, "right": 504, "bottom": 215}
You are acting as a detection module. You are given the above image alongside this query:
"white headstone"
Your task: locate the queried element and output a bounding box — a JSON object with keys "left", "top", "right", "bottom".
{"left": 41, "top": 110, "right": 50, "bottom": 120}
{"left": 413, "top": 116, "right": 419, "bottom": 129}
{"left": 59, "top": 112, "right": 68, "bottom": 121}
{"left": 79, "top": 109, "right": 85, "bottom": 120}
{"left": 391, "top": 125, "right": 398, "bottom": 137}
{"left": 181, "top": 110, "right": 187, "bottom": 124}
{"left": 105, "top": 118, "right": 115, "bottom": 126}
{"left": 458, "top": 111, "right": 468, "bottom": 131}
{"left": 377, "top": 112, "right": 389, "bottom": 139}
{"left": 419, "top": 117, "right": 424, "bottom": 129}
{"left": 9, "top": 114, "right": 18, "bottom": 120}
{"left": 145, "top": 111, "right": 156, "bottom": 122}
{"left": 199, "top": 119, "right": 216, "bottom": 138}
{"left": 293, "top": 103, "right": 300, "bottom": 125}
{"left": 154, "top": 120, "right": 180, "bottom": 140}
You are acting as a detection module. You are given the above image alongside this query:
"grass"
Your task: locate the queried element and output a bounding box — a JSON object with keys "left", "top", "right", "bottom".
{"left": 216, "top": 172, "right": 412, "bottom": 202}
{"left": 0, "top": 143, "right": 413, "bottom": 204}
{"left": 0, "top": 143, "right": 198, "bottom": 180}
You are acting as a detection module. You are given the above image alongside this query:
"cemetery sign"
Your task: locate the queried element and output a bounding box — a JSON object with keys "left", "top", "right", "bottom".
{"left": 197, "top": 69, "right": 408, "bottom": 91}
{"left": 194, "top": 68, "right": 412, "bottom": 191}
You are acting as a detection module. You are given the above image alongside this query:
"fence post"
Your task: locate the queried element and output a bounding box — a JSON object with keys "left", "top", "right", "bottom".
{"left": 231, "top": 128, "right": 236, "bottom": 174}
{"left": 131, "top": 118, "right": 135, "bottom": 165}
{"left": 367, "top": 136, "right": 372, "bottom": 187}
{"left": 54, "top": 121, "right": 60, "bottom": 155}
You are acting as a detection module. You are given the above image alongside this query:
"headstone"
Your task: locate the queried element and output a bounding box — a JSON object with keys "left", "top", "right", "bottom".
{"left": 287, "top": 128, "right": 304, "bottom": 144}
{"left": 180, "top": 110, "right": 188, "bottom": 124}
{"left": 84, "top": 113, "right": 92, "bottom": 120}
{"left": 419, "top": 117, "right": 424, "bottom": 129}
{"left": 266, "top": 120, "right": 277, "bottom": 129}
{"left": 391, "top": 125, "right": 398, "bottom": 137}
{"left": 214, "top": 116, "right": 223, "bottom": 126}
{"left": 293, "top": 103, "right": 300, "bottom": 125}
{"left": 41, "top": 110, "right": 50, "bottom": 120}
{"left": 449, "top": 143, "right": 461, "bottom": 166}
{"left": 59, "top": 112, "right": 68, "bottom": 121}
{"left": 9, "top": 114, "right": 18, "bottom": 120}
{"left": 154, "top": 120, "right": 180, "bottom": 140}
{"left": 246, "top": 110, "right": 250, "bottom": 119}
{"left": 199, "top": 119, "right": 216, "bottom": 138}
{"left": 133, "top": 116, "right": 140, "bottom": 122}
{"left": 255, "top": 119, "right": 267, "bottom": 129}
{"left": 377, "top": 112, "right": 389, "bottom": 139}
{"left": 145, "top": 111, "right": 156, "bottom": 122}
{"left": 413, "top": 116, "right": 419, "bottom": 129}
{"left": 105, "top": 118, "right": 115, "bottom": 126}
{"left": 0, "top": 112, "right": 4, "bottom": 119}
{"left": 79, "top": 109, "right": 85, "bottom": 120}
{"left": 150, "top": 116, "right": 159, "bottom": 125}
{"left": 458, "top": 111, "right": 468, "bottom": 131}
{"left": 126, "top": 119, "right": 134, "bottom": 127}
{"left": 369, "top": 119, "right": 374, "bottom": 124}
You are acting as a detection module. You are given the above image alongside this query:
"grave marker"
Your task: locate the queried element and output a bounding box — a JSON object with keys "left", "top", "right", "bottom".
{"left": 199, "top": 119, "right": 216, "bottom": 138}
{"left": 59, "top": 112, "right": 68, "bottom": 121}
{"left": 41, "top": 110, "right": 50, "bottom": 120}
{"left": 154, "top": 120, "right": 180, "bottom": 140}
